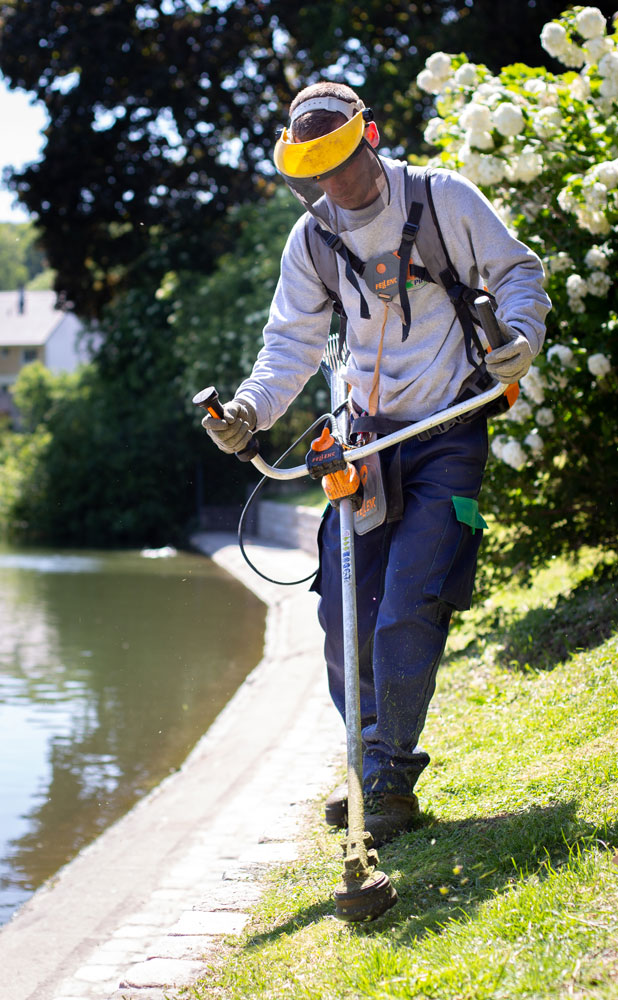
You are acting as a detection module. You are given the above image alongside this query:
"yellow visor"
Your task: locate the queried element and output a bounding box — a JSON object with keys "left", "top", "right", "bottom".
{"left": 273, "top": 111, "right": 365, "bottom": 180}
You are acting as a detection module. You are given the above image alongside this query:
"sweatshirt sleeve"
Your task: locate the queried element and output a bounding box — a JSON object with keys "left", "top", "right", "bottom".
{"left": 429, "top": 169, "right": 551, "bottom": 356}
{"left": 234, "top": 215, "right": 333, "bottom": 430}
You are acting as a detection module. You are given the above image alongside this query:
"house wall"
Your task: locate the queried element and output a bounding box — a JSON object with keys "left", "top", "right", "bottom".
{"left": 0, "top": 346, "right": 44, "bottom": 416}
{"left": 0, "top": 344, "right": 43, "bottom": 378}
{"left": 44, "top": 315, "right": 90, "bottom": 373}
{"left": 0, "top": 290, "right": 97, "bottom": 418}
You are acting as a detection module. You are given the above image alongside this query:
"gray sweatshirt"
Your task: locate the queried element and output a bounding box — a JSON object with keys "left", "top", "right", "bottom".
{"left": 236, "top": 157, "right": 551, "bottom": 429}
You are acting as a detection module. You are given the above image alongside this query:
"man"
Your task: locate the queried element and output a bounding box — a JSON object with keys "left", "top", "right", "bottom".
{"left": 202, "top": 81, "right": 551, "bottom": 845}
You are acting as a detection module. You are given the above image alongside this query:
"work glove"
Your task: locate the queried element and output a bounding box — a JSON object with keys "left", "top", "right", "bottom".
{"left": 202, "top": 398, "right": 257, "bottom": 454}
{"left": 485, "top": 329, "right": 533, "bottom": 383}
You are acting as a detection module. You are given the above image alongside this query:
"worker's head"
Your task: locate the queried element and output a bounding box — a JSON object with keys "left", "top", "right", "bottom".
{"left": 273, "top": 81, "right": 387, "bottom": 226}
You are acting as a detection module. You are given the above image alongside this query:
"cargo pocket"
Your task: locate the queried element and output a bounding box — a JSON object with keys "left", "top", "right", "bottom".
{"left": 422, "top": 496, "right": 488, "bottom": 611}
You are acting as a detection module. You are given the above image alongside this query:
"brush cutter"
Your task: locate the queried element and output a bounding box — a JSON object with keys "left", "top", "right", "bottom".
{"left": 194, "top": 295, "right": 507, "bottom": 922}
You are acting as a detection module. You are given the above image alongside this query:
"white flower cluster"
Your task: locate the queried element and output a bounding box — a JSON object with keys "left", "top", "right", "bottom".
{"left": 588, "top": 352, "right": 612, "bottom": 376}
{"left": 417, "top": 58, "right": 555, "bottom": 187}
{"left": 494, "top": 365, "right": 552, "bottom": 464}
{"left": 519, "top": 365, "right": 546, "bottom": 404}
{"left": 417, "top": 51, "right": 458, "bottom": 96}
{"left": 558, "top": 160, "right": 618, "bottom": 236}
{"left": 546, "top": 344, "right": 575, "bottom": 367}
{"left": 540, "top": 21, "right": 586, "bottom": 68}
{"left": 417, "top": 8, "right": 618, "bottom": 224}
{"left": 489, "top": 330, "right": 613, "bottom": 470}
{"left": 491, "top": 434, "right": 528, "bottom": 470}
{"left": 490, "top": 329, "right": 612, "bottom": 465}
{"left": 541, "top": 8, "right": 612, "bottom": 67}
{"left": 563, "top": 242, "right": 613, "bottom": 313}
{"left": 544, "top": 252, "right": 574, "bottom": 276}
{"left": 491, "top": 426, "right": 545, "bottom": 469}
{"left": 597, "top": 48, "right": 618, "bottom": 100}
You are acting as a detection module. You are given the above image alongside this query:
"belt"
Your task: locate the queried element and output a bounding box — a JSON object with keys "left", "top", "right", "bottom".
{"left": 350, "top": 393, "right": 485, "bottom": 443}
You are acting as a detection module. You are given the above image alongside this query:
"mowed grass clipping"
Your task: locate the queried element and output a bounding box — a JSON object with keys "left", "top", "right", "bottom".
{"left": 185, "top": 551, "right": 618, "bottom": 1000}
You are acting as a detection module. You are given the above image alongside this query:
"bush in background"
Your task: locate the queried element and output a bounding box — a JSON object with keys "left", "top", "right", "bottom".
{"left": 417, "top": 5, "right": 618, "bottom": 570}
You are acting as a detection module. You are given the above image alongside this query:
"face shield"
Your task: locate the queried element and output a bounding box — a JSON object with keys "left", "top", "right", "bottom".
{"left": 273, "top": 109, "right": 389, "bottom": 233}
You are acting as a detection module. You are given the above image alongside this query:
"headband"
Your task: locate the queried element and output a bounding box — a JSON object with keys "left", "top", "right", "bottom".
{"left": 289, "top": 96, "right": 364, "bottom": 125}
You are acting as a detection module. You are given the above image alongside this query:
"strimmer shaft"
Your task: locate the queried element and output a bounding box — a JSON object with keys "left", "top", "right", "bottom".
{"left": 339, "top": 496, "right": 365, "bottom": 843}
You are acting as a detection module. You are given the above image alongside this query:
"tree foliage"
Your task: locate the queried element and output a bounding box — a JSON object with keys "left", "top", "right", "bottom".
{"left": 0, "top": 222, "right": 48, "bottom": 290}
{"left": 161, "top": 187, "right": 316, "bottom": 428}
{"left": 0, "top": 0, "right": 291, "bottom": 315}
{"left": 160, "top": 186, "right": 337, "bottom": 470}
{"left": 0, "top": 0, "right": 599, "bottom": 316}
{"left": 0, "top": 316, "right": 205, "bottom": 546}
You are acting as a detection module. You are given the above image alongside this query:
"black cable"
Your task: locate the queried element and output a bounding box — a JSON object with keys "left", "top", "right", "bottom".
{"left": 237, "top": 413, "right": 334, "bottom": 586}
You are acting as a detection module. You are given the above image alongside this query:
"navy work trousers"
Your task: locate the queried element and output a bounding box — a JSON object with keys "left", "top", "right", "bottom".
{"left": 313, "top": 416, "right": 489, "bottom": 799}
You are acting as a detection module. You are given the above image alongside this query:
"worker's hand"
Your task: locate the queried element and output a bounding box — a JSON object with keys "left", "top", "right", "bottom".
{"left": 202, "top": 399, "right": 257, "bottom": 453}
{"left": 485, "top": 331, "right": 533, "bottom": 383}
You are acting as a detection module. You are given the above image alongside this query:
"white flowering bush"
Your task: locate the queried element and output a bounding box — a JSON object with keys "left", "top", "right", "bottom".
{"left": 417, "top": 6, "right": 618, "bottom": 563}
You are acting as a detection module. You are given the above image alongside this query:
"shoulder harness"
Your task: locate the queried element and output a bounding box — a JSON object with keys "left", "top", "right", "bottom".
{"left": 304, "top": 166, "right": 493, "bottom": 378}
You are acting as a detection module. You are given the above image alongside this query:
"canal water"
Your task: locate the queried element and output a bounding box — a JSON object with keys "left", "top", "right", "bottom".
{"left": 0, "top": 544, "right": 266, "bottom": 928}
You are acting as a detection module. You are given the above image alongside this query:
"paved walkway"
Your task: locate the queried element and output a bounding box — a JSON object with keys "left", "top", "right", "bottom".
{"left": 0, "top": 533, "right": 344, "bottom": 1000}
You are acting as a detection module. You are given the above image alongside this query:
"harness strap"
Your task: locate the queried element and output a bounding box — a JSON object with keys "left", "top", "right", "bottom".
{"left": 422, "top": 171, "right": 488, "bottom": 370}
{"left": 368, "top": 302, "right": 389, "bottom": 415}
{"left": 307, "top": 168, "right": 501, "bottom": 380}
{"left": 332, "top": 299, "right": 349, "bottom": 359}
{"left": 314, "top": 224, "right": 371, "bottom": 320}
{"left": 397, "top": 201, "right": 423, "bottom": 342}
{"left": 440, "top": 270, "right": 487, "bottom": 369}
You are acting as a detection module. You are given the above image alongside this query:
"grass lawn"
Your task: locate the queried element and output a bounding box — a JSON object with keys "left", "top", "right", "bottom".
{"left": 182, "top": 546, "right": 618, "bottom": 1000}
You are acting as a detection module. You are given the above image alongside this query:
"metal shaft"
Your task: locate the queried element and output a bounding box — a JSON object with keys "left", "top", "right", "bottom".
{"left": 339, "top": 497, "right": 366, "bottom": 850}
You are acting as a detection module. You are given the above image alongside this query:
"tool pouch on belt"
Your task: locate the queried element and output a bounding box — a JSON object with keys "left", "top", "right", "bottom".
{"left": 353, "top": 450, "right": 388, "bottom": 535}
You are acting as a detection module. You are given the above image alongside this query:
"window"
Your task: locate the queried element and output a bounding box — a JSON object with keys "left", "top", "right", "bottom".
{"left": 22, "top": 348, "right": 38, "bottom": 363}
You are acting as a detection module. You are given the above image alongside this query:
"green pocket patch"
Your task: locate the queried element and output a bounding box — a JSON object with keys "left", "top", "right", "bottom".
{"left": 452, "top": 495, "right": 488, "bottom": 535}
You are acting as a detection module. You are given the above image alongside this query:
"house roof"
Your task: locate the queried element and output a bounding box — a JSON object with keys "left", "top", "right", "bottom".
{"left": 0, "top": 290, "right": 74, "bottom": 347}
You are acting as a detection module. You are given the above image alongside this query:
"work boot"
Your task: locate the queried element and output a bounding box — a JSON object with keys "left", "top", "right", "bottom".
{"left": 363, "top": 793, "right": 421, "bottom": 847}
{"left": 324, "top": 782, "right": 348, "bottom": 828}
{"left": 325, "top": 785, "right": 421, "bottom": 843}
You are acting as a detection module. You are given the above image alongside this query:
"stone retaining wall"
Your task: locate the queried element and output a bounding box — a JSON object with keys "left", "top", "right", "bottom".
{"left": 256, "top": 500, "right": 323, "bottom": 558}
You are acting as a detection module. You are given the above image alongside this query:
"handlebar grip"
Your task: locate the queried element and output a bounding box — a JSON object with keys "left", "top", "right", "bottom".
{"left": 192, "top": 386, "right": 259, "bottom": 462}
{"left": 192, "top": 386, "right": 226, "bottom": 419}
{"left": 475, "top": 295, "right": 506, "bottom": 350}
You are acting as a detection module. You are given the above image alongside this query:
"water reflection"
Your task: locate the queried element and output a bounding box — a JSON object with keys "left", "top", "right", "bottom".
{"left": 0, "top": 546, "right": 265, "bottom": 926}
